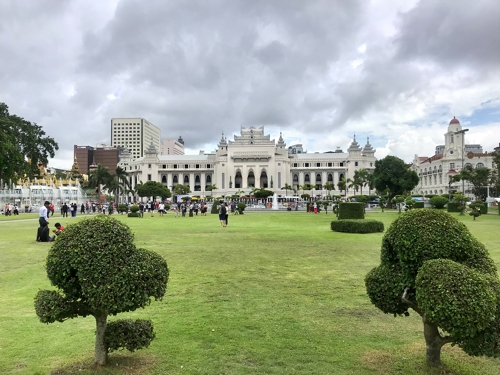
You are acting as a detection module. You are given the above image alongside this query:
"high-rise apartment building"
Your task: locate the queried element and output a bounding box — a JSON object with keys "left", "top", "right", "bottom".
{"left": 74, "top": 144, "right": 119, "bottom": 174}
{"left": 161, "top": 136, "right": 185, "bottom": 155}
{"left": 111, "top": 118, "right": 161, "bottom": 160}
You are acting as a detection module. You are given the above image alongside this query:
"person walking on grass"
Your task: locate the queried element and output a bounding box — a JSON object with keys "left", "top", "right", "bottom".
{"left": 218, "top": 202, "right": 227, "bottom": 227}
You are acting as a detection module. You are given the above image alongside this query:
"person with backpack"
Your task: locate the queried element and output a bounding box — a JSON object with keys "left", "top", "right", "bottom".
{"left": 218, "top": 202, "right": 227, "bottom": 227}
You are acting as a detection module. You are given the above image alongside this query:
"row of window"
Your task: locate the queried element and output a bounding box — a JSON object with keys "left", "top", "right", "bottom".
{"left": 419, "top": 162, "right": 485, "bottom": 175}
{"left": 292, "top": 161, "right": 366, "bottom": 168}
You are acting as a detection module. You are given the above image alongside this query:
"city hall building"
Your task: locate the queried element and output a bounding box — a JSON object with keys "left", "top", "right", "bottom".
{"left": 118, "top": 126, "right": 377, "bottom": 199}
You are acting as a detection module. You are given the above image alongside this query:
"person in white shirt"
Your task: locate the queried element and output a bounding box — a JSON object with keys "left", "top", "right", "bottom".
{"left": 158, "top": 203, "right": 165, "bottom": 216}
{"left": 39, "top": 201, "right": 50, "bottom": 226}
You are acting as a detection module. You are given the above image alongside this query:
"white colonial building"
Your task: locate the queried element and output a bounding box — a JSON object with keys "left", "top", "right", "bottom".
{"left": 118, "top": 126, "right": 377, "bottom": 199}
{"left": 411, "top": 117, "right": 498, "bottom": 198}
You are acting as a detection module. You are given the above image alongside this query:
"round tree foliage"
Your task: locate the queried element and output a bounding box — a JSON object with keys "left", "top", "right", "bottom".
{"left": 365, "top": 208, "right": 500, "bottom": 366}
{"left": 35, "top": 216, "right": 169, "bottom": 365}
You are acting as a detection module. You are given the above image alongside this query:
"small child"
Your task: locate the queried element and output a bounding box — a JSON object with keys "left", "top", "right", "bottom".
{"left": 50, "top": 222, "right": 65, "bottom": 240}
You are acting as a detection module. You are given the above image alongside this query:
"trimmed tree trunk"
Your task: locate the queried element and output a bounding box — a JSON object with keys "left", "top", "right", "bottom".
{"left": 423, "top": 318, "right": 444, "bottom": 367}
{"left": 94, "top": 313, "right": 108, "bottom": 366}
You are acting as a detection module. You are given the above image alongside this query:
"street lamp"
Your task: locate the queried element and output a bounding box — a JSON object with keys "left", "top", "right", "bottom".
{"left": 454, "top": 128, "right": 469, "bottom": 195}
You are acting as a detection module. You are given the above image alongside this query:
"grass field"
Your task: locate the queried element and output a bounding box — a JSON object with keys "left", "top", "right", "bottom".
{"left": 1, "top": 210, "right": 499, "bottom": 374}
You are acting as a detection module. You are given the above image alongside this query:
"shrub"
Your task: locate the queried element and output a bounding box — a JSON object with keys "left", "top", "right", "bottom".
{"left": 237, "top": 202, "right": 246, "bottom": 214}
{"left": 447, "top": 202, "right": 462, "bottom": 212}
{"left": 34, "top": 216, "right": 169, "bottom": 365}
{"left": 129, "top": 205, "right": 140, "bottom": 213}
{"left": 117, "top": 204, "right": 127, "bottom": 213}
{"left": 330, "top": 219, "right": 384, "bottom": 233}
{"left": 127, "top": 212, "right": 140, "bottom": 217}
{"left": 338, "top": 202, "right": 365, "bottom": 219}
{"left": 165, "top": 204, "right": 170, "bottom": 211}
{"left": 105, "top": 319, "right": 156, "bottom": 353}
{"left": 365, "top": 209, "right": 499, "bottom": 367}
{"left": 211, "top": 200, "right": 222, "bottom": 214}
{"left": 428, "top": 195, "right": 449, "bottom": 209}
{"left": 301, "top": 194, "right": 310, "bottom": 200}
{"left": 413, "top": 202, "right": 424, "bottom": 209}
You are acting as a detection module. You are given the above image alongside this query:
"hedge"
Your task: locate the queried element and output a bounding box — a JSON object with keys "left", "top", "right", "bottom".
{"left": 413, "top": 202, "right": 424, "bottom": 209}
{"left": 331, "top": 219, "right": 384, "bottom": 234}
{"left": 338, "top": 202, "right": 365, "bottom": 219}
{"left": 447, "top": 202, "right": 462, "bottom": 213}
{"left": 127, "top": 212, "right": 140, "bottom": 217}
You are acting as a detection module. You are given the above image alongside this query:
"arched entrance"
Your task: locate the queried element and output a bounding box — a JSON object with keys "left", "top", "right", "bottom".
{"left": 247, "top": 171, "right": 255, "bottom": 188}
{"left": 235, "top": 171, "right": 242, "bottom": 189}
{"left": 194, "top": 175, "right": 201, "bottom": 191}
{"left": 260, "top": 170, "right": 268, "bottom": 188}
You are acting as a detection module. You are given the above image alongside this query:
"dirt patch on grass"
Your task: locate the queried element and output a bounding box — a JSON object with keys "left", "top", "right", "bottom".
{"left": 51, "top": 353, "right": 157, "bottom": 375}
{"left": 361, "top": 349, "right": 394, "bottom": 374}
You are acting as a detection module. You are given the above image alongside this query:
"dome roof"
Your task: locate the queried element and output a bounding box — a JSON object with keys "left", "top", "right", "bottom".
{"left": 450, "top": 116, "right": 460, "bottom": 124}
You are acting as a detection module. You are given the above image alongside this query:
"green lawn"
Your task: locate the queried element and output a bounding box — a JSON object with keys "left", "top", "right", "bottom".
{"left": 1, "top": 211, "right": 499, "bottom": 374}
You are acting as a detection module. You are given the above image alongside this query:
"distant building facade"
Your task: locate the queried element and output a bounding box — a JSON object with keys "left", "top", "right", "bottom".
{"left": 161, "top": 136, "right": 185, "bottom": 155}
{"left": 111, "top": 118, "right": 161, "bottom": 160}
{"left": 74, "top": 144, "right": 119, "bottom": 174}
{"left": 118, "top": 126, "right": 377, "bottom": 200}
{"left": 411, "top": 117, "right": 498, "bottom": 198}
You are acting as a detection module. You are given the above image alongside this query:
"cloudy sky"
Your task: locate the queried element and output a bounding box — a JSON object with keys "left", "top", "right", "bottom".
{"left": 2, "top": 0, "right": 500, "bottom": 169}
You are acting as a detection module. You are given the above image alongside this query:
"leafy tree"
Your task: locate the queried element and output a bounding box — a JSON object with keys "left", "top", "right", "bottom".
{"left": 452, "top": 192, "right": 469, "bottom": 215}
{"left": 300, "top": 184, "right": 313, "bottom": 197}
{"left": 172, "top": 184, "right": 191, "bottom": 196}
{"left": 137, "top": 181, "right": 172, "bottom": 201}
{"left": 34, "top": 216, "right": 169, "bottom": 365}
{"left": 378, "top": 197, "right": 386, "bottom": 212}
{"left": 0, "top": 103, "right": 59, "bottom": 182}
{"left": 237, "top": 202, "right": 246, "bottom": 214}
{"left": 454, "top": 165, "right": 490, "bottom": 200}
{"left": 365, "top": 209, "right": 500, "bottom": 367}
{"left": 373, "top": 156, "right": 419, "bottom": 208}
{"left": 468, "top": 202, "right": 483, "bottom": 220}
{"left": 391, "top": 195, "right": 405, "bottom": 213}
{"left": 428, "top": 195, "right": 449, "bottom": 209}
{"left": 404, "top": 196, "right": 417, "bottom": 211}
{"left": 88, "top": 164, "right": 111, "bottom": 202}
{"left": 253, "top": 188, "right": 274, "bottom": 198}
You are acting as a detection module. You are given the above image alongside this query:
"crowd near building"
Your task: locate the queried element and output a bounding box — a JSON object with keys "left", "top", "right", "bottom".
{"left": 411, "top": 117, "right": 499, "bottom": 198}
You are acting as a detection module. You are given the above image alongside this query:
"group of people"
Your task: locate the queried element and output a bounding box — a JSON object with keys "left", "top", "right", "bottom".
{"left": 36, "top": 201, "right": 65, "bottom": 242}
{"left": 217, "top": 202, "right": 230, "bottom": 227}
{"left": 3, "top": 203, "right": 20, "bottom": 216}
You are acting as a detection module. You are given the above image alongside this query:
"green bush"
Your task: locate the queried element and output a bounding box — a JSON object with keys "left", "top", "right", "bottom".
{"left": 211, "top": 201, "right": 222, "bottom": 214}
{"left": 301, "top": 194, "right": 310, "bottom": 200}
{"left": 413, "top": 202, "right": 424, "bottom": 209}
{"left": 428, "top": 195, "right": 449, "bottom": 209}
{"left": 129, "top": 205, "right": 140, "bottom": 213}
{"left": 127, "top": 212, "right": 140, "bottom": 217}
{"left": 338, "top": 202, "right": 365, "bottom": 219}
{"left": 447, "top": 202, "right": 462, "bottom": 212}
{"left": 117, "top": 204, "right": 127, "bottom": 213}
{"left": 473, "top": 201, "right": 488, "bottom": 214}
{"left": 237, "top": 202, "right": 246, "bottom": 214}
{"left": 330, "top": 219, "right": 384, "bottom": 233}
{"left": 105, "top": 319, "right": 156, "bottom": 353}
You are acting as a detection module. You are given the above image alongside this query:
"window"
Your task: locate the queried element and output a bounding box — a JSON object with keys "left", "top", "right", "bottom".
{"left": 174, "top": 164, "right": 177, "bottom": 169}
{"left": 148, "top": 164, "right": 152, "bottom": 169}
{"left": 147, "top": 174, "right": 152, "bottom": 181}
{"left": 293, "top": 163, "right": 298, "bottom": 167}
{"left": 328, "top": 163, "right": 332, "bottom": 167}
{"left": 196, "top": 164, "right": 200, "bottom": 169}
{"left": 340, "top": 162, "right": 344, "bottom": 167}
{"left": 207, "top": 164, "right": 211, "bottom": 168}
{"left": 162, "top": 164, "right": 166, "bottom": 169}
{"left": 450, "top": 163, "right": 455, "bottom": 169}
{"left": 476, "top": 163, "right": 484, "bottom": 168}
{"left": 316, "top": 163, "right": 321, "bottom": 167}
{"left": 305, "top": 163, "right": 309, "bottom": 167}
{"left": 185, "top": 164, "right": 188, "bottom": 169}
{"left": 355, "top": 162, "right": 358, "bottom": 166}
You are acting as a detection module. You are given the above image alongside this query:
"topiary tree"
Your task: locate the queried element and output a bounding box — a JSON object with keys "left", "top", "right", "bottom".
{"left": 428, "top": 195, "right": 449, "bottom": 209}
{"left": 468, "top": 201, "right": 483, "bottom": 220}
{"left": 34, "top": 216, "right": 169, "bottom": 366}
{"left": 237, "top": 202, "right": 246, "bottom": 214}
{"left": 365, "top": 209, "right": 500, "bottom": 367}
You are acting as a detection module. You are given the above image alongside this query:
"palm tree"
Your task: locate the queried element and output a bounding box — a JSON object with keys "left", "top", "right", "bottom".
{"left": 353, "top": 169, "right": 369, "bottom": 196}
{"left": 347, "top": 178, "right": 358, "bottom": 196}
{"left": 206, "top": 184, "right": 217, "bottom": 197}
{"left": 300, "top": 184, "right": 311, "bottom": 197}
{"left": 106, "top": 166, "right": 131, "bottom": 203}
{"left": 283, "top": 183, "right": 293, "bottom": 196}
{"left": 323, "top": 182, "right": 335, "bottom": 196}
{"left": 337, "top": 177, "right": 346, "bottom": 197}
{"left": 88, "top": 164, "right": 111, "bottom": 203}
